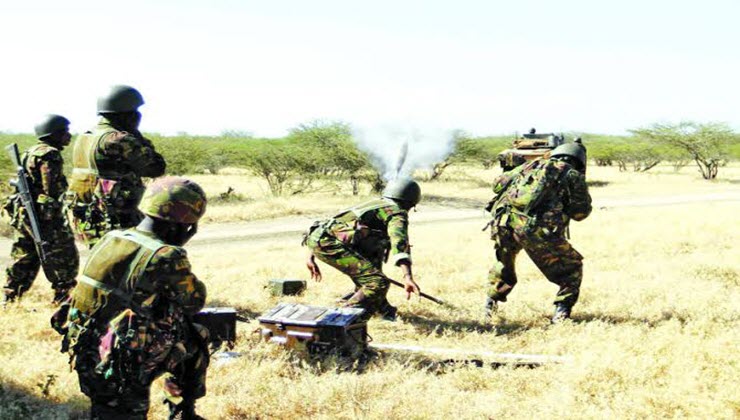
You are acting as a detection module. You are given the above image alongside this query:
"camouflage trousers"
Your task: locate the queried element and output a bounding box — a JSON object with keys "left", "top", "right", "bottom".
{"left": 74, "top": 322, "right": 209, "bottom": 419}
{"left": 488, "top": 225, "right": 583, "bottom": 307}
{"left": 306, "top": 228, "right": 390, "bottom": 317}
{"left": 4, "top": 218, "right": 79, "bottom": 302}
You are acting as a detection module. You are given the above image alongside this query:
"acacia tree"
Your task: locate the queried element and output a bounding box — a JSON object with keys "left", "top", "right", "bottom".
{"left": 631, "top": 122, "right": 734, "bottom": 180}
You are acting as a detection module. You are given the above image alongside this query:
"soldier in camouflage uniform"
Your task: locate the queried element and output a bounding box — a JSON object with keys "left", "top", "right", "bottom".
{"left": 2, "top": 115, "right": 79, "bottom": 304}
{"left": 304, "top": 179, "right": 422, "bottom": 321}
{"left": 485, "top": 143, "right": 592, "bottom": 323}
{"left": 65, "top": 85, "right": 166, "bottom": 249}
{"left": 54, "top": 177, "right": 209, "bottom": 419}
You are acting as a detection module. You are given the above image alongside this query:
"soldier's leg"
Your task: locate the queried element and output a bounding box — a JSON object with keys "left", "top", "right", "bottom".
{"left": 3, "top": 231, "right": 41, "bottom": 301}
{"left": 487, "top": 228, "right": 523, "bottom": 303}
{"left": 522, "top": 234, "right": 584, "bottom": 308}
{"left": 41, "top": 222, "right": 80, "bottom": 303}
{"left": 311, "top": 236, "right": 389, "bottom": 317}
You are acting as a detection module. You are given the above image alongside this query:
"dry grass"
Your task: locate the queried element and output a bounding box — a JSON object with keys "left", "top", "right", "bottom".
{"left": 1, "top": 165, "right": 739, "bottom": 419}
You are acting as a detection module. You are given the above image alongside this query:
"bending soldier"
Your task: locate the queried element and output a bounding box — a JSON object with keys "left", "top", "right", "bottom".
{"left": 304, "top": 179, "right": 422, "bottom": 321}
{"left": 485, "top": 143, "right": 592, "bottom": 323}
{"left": 55, "top": 177, "right": 209, "bottom": 419}
{"left": 3, "top": 115, "right": 79, "bottom": 304}
{"left": 65, "top": 85, "right": 166, "bottom": 248}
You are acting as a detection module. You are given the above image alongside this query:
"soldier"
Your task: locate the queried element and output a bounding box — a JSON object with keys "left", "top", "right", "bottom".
{"left": 304, "top": 179, "right": 422, "bottom": 321}
{"left": 65, "top": 84, "right": 166, "bottom": 248}
{"left": 2, "top": 115, "right": 79, "bottom": 304}
{"left": 54, "top": 177, "right": 209, "bottom": 419}
{"left": 484, "top": 143, "right": 592, "bottom": 323}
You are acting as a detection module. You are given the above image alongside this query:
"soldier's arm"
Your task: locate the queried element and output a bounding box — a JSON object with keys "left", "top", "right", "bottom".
{"left": 149, "top": 246, "right": 207, "bottom": 316}
{"left": 385, "top": 211, "right": 411, "bottom": 266}
{"left": 564, "top": 170, "right": 592, "bottom": 221}
{"left": 99, "top": 132, "right": 166, "bottom": 177}
{"left": 37, "top": 151, "right": 66, "bottom": 200}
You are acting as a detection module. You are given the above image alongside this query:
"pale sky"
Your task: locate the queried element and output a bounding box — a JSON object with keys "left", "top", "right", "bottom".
{"left": 1, "top": 0, "right": 738, "bottom": 137}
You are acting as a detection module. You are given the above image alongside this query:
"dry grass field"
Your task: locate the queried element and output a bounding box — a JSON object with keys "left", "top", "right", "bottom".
{"left": 0, "top": 164, "right": 738, "bottom": 419}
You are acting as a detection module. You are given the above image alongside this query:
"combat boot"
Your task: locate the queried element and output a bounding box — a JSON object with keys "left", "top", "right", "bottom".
{"left": 378, "top": 304, "right": 398, "bottom": 322}
{"left": 551, "top": 303, "right": 572, "bottom": 324}
{"left": 484, "top": 297, "right": 498, "bottom": 319}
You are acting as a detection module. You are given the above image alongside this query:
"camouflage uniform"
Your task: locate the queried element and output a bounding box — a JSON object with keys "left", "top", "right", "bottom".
{"left": 57, "top": 229, "right": 208, "bottom": 419}
{"left": 54, "top": 177, "right": 209, "bottom": 419}
{"left": 305, "top": 198, "right": 411, "bottom": 317}
{"left": 65, "top": 117, "right": 166, "bottom": 248}
{"left": 486, "top": 158, "right": 592, "bottom": 308}
{"left": 3, "top": 141, "right": 79, "bottom": 302}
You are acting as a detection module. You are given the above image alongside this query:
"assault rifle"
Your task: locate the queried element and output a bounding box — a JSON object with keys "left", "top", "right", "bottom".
{"left": 6, "top": 143, "right": 55, "bottom": 272}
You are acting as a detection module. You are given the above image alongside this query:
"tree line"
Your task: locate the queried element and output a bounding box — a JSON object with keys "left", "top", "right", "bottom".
{"left": 0, "top": 121, "right": 738, "bottom": 197}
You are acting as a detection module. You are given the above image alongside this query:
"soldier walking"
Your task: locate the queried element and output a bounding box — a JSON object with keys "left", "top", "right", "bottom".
{"left": 65, "top": 85, "right": 166, "bottom": 248}
{"left": 3, "top": 115, "right": 79, "bottom": 304}
{"left": 304, "top": 179, "right": 422, "bottom": 321}
{"left": 485, "top": 143, "right": 592, "bottom": 322}
{"left": 54, "top": 177, "right": 209, "bottom": 419}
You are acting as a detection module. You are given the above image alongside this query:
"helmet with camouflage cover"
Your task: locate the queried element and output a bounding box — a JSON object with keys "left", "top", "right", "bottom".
{"left": 139, "top": 177, "right": 207, "bottom": 224}
{"left": 97, "top": 84, "right": 145, "bottom": 113}
{"left": 551, "top": 143, "right": 587, "bottom": 171}
{"left": 34, "top": 114, "right": 70, "bottom": 139}
{"left": 382, "top": 178, "right": 421, "bottom": 208}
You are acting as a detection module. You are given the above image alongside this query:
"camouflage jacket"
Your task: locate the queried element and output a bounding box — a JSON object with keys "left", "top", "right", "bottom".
{"left": 327, "top": 198, "right": 411, "bottom": 265}
{"left": 490, "top": 158, "right": 592, "bottom": 233}
{"left": 64, "top": 228, "right": 206, "bottom": 345}
{"left": 4, "top": 142, "right": 68, "bottom": 222}
{"left": 67, "top": 117, "right": 166, "bottom": 210}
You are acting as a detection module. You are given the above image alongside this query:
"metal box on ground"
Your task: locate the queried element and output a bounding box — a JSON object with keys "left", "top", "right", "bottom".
{"left": 268, "top": 279, "right": 307, "bottom": 296}
{"left": 258, "top": 303, "right": 367, "bottom": 357}
{"left": 193, "top": 307, "right": 238, "bottom": 346}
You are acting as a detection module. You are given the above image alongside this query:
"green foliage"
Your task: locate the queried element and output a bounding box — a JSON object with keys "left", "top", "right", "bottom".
{"left": 631, "top": 122, "right": 736, "bottom": 179}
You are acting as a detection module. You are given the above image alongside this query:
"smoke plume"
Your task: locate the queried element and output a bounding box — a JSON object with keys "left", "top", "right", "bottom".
{"left": 352, "top": 125, "right": 457, "bottom": 180}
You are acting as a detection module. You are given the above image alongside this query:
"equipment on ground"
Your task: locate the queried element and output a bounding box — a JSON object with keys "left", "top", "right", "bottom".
{"left": 193, "top": 307, "right": 239, "bottom": 348}
{"left": 497, "top": 130, "right": 565, "bottom": 171}
{"left": 268, "top": 279, "right": 307, "bottom": 296}
{"left": 258, "top": 303, "right": 368, "bottom": 357}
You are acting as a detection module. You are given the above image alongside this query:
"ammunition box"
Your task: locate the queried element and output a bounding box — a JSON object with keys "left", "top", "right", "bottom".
{"left": 268, "top": 279, "right": 307, "bottom": 296}
{"left": 258, "top": 303, "right": 367, "bottom": 357}
{"left": 193, "top": 307, "right": 237, "bottom": 345}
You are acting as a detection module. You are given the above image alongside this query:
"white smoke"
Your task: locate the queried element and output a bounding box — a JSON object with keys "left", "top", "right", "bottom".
{"left": 352, "top": 124, "right": 457, "bottom": 181}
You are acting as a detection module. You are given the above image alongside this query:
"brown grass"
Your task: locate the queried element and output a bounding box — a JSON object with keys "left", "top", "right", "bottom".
{"left": 0, "top": 164, "right": 739, "bottom": 419}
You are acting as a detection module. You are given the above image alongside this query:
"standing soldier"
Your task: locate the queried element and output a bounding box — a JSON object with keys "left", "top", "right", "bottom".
{"left": 304, "top": 179, "right": 422, "bottom": 321}
{"left": 65, "top": 84, "right": 166, "bottom": 248}
{"left": 55, "top": 177, "right": 209, "bottom": 419}
{"left": 2, "top": 115, "right": 79, "bottom": 304}
{"left": 484, "top": 143, "right": 592, "bottom": 323}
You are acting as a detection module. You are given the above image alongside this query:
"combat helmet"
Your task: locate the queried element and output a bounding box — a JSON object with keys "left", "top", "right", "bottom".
{"left": 139, "top": 177, "right": 207, "bottom": 224}
{"left": 97, "top": 84, "right": 145, "bottom": 113}
{"left": 34, "top": 114, "right": 70, "bottom": 139}
{"left": 383, "top": 178, "right": 421, "bottom": 208}
{"left": 551, "top": 143, "right": 587, "bottom": 171}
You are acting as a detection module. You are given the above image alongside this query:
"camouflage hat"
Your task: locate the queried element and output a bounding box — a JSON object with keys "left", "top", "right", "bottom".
{"left": 383, "top": 178, "right": 421, "bottom": 207}
{"left": 139, "top": 177, "right": 207, "bottom": 224}
{"left": 34, "top": 114, "right": 70, "bottom": 139}
{"left": 551, "top": 143, "right": 587, "bottom": 170}
{"left": 97, "top": 85, "right": 145, "bottom": 113}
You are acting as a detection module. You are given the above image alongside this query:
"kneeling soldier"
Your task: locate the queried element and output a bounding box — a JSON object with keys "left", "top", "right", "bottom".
{"left": 3, "top": 114, "right": 79, "bottom": 304}
{"left": 304, "top": 179, "right": 422, "bottom": 321}
{"left": 55, "top": 177, "right": 209, "bottom": 419}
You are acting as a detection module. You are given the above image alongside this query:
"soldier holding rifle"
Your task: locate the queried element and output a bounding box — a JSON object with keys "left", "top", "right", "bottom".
{"left": 2, "top": 115, "right": 79, "bottom": 304}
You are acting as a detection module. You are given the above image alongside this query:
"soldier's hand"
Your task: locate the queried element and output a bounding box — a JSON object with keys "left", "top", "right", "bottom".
{"left": 403, "top": 274, "right": 420, "bottom": 300}
{"left": 306, "top": 255, "right": 322, "bottom": 282}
